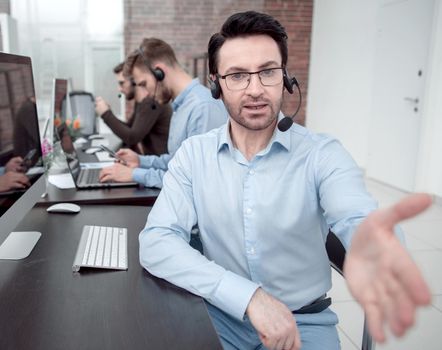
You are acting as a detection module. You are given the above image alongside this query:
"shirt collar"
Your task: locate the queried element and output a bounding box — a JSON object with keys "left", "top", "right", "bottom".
{"left": 217, "top": 112, "right": 291, "bottom": 154}
{"left": 171, "top": 78, "right": 199, "bottom": 111}
{"left": 217, "top": 122, "right": 232, "bottom": 152}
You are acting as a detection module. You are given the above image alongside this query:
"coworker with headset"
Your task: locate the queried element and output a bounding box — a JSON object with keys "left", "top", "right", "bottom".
{"left": 99, "top": 38, "right": 227, "bottom": 187}
{"left": 95, "top": 62, "right": 172, "bottom": 155}
{"left": 138, "top": 11, "right": 432, "bottom": 350}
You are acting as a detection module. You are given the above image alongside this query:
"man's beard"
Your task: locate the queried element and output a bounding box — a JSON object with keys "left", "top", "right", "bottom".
{"left": 157, "top": 85, "right": 173, "bottom": 104}
{"left": 224, "top": 96, "right": 282, "bottom": 131}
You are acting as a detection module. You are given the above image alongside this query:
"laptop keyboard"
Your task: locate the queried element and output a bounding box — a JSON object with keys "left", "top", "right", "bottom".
{"left": 78, "top": 168, "right": 101, "bottom": 185}
{"left": 72, "top": 225, "right": 128, "bottom": 272}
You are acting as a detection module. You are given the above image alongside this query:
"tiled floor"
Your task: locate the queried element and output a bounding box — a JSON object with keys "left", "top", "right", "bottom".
{"left": 330, "top": 178, "right": 442, "bottom": 349}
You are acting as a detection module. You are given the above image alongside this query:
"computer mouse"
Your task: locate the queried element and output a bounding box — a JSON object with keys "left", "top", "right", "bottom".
{"left": 46, "top": 203, "right": 81, "bottom": 214}
{"left": 85, "top": 147, "right": 101, "bottom": 154}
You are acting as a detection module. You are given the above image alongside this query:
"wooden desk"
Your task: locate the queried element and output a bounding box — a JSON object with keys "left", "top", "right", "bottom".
{"left": 0, "top": 205, "right": 221, "bottom": 350}
{"left": 39, "top": 182, "right": 160, "bottom": 206}
{"left": 39, "top": 134, "right": 160, "bottom": 206}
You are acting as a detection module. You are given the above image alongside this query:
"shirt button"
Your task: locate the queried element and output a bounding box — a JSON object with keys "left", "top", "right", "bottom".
{"left": 249, "top": 169, "right": 255, "bottom": 175}
{"left": 250, "top": 247, "right": 255, "bottom": 254}
{"left": 246, "top": 208, "right": 252, "bottom": 214}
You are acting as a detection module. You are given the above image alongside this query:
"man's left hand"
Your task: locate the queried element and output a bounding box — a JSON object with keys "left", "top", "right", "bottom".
{"left": 99, "top": 163, "right": 133, "bottom": 183}
{"left": 95, "top": 96, "right": 110, "bottom": 116}
{"left": 344, "top": 193, "right": 432, "bottom": 343}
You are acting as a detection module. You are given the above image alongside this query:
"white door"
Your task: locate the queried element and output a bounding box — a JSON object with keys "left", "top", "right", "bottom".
{"left": 85, "top": 43, "right": 123, "bottom": 133}
{"left": 366, "top": 0, "right": 434, "bottom": 192}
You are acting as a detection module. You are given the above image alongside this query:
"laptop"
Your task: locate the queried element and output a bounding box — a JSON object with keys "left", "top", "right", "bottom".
{"left": 57, "top": 124, "right": 138, "bottom": 189}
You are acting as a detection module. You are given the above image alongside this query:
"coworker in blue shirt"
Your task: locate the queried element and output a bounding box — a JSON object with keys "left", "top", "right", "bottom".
{"left": 139, "top": 11, "right": 432, "bottom": 350}
{"left": 99, "top": 38, "right": 227, "bottom": 188}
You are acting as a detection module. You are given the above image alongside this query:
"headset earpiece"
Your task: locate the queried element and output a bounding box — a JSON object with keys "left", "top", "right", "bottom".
{"left": 283, "top": 68, "right": 296, "bottom": 94}
{"left": 210, "top": 77, "right": 221, "bottom": 99}
{"left": 151, "top": 67, "right": 165, "bottom": 82}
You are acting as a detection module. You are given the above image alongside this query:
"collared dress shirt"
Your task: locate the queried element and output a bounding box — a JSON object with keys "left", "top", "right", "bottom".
{"left": 132, "top": 79, "right": 227, "bottom": 188}
{"left": 139, "top": 120, "right": 378, "bottom": 320}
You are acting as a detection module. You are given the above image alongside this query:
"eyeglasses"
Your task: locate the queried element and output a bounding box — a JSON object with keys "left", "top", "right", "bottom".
{"left": 218, "top": 67, "right": 284, "bottom": 91}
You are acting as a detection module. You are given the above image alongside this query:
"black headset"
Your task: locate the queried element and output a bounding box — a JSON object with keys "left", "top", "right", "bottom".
{"left": 209, "top": 67, "right": 297, "bottom": 99}
{"left": 137, "top": 47, "right": 165, "bottom": 82}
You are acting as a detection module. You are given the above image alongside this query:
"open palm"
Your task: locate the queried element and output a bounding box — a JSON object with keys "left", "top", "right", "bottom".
{"left": 344, "top": 193, "right": 432, "bottom": 342}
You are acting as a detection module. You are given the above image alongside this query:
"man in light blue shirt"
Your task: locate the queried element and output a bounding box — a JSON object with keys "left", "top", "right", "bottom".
{"left": 99, "top": 38, "right": 227, "bottom": 188}
{"left": 139, "top": 12, "right": 432, "bottom": 350}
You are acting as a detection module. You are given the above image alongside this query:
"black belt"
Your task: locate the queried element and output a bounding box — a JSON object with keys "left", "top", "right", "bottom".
{"left": 292, "top": 295, "right": 331, "bottom": 314}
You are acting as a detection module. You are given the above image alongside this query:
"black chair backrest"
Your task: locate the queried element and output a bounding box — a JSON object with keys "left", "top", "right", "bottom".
{"left": 325, "top": 230, "right": 375, "bottom": 350}
{"left": 325, "top": 230, "right": 346, "bottom": 275}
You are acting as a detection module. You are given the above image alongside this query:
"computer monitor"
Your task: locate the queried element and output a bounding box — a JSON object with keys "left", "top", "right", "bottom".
{"left": 0, "top": 52, "right": 46, "bottom": 260}
{"left": 49, "top": 78, "right": 69, "bottom": 142}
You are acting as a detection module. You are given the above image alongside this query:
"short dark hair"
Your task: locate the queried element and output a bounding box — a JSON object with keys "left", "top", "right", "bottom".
{"left": 123, "top": 38, "right": 178, "bottom": 77}
{"left": 113, "top": 62, "right": 124, "bottom": 74}
{"left": 208, "top": 11, "right": 288, "bottom": 75}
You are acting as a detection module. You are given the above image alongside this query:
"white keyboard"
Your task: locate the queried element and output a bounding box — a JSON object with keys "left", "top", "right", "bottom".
{"left": 95, "top": 151, "right": 114, "bottom": 162}
{"left": 72, "top": 225, "right": 128, "bottom": 272}
{"left": 91, "top": 139, "right": 109, "bottom": 147}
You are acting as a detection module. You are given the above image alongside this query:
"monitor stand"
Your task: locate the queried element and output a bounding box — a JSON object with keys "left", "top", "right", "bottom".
{"left": 0, "top": 231, "right": 41, "bottom": 260}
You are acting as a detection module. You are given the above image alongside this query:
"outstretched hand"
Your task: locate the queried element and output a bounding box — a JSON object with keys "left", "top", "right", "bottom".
{"left": 344, "top": 193, "right": 432, "bottom": 343}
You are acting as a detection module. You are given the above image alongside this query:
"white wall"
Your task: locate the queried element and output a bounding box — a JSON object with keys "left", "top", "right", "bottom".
{"left": 416, "top": 1, "right": 442, "bottom": 196}
{"left": 0, "top": 13, "right": 18, "bottom": 53}
{"left": 306, "top": 0, "right": 377, "bottom": 168}
{"left": 307, "top": 0, "right": 442, "bottom": 197}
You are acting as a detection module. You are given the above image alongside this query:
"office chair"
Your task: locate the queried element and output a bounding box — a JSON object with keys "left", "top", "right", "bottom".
{"left": 326, "top": 231, "right": 375, "bottom": 350}
{"left": 61, "top": 91, "right": 96, "bottom": 136}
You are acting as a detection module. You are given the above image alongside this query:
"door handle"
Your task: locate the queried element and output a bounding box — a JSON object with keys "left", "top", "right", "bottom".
{"left": 404, "top": 97, "right": 419, "bottom": 104}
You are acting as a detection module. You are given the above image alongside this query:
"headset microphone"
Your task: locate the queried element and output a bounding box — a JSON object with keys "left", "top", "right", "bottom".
{"left": 151, "top": 82, "right": 158, "bottom": 110}
{"left": 118, "top": 93, "right": 122, "bottom": 98}
{"left": 277, "top": 77, "right": 302, "bottom": 132}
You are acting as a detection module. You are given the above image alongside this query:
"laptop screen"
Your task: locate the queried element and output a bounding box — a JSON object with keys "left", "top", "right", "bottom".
{"left": 52, "top": 79, "right": 69, "bottom": 141}
{"left": 57, "top": 123, "right": 81, "bottom": 182}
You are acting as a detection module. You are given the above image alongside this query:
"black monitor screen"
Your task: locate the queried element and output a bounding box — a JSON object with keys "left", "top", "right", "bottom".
{"left": 0, "top": 52, "right": 43, "bottom": 215}
{"left": 53, "top": 78, "right": 68, "bottom": 141}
